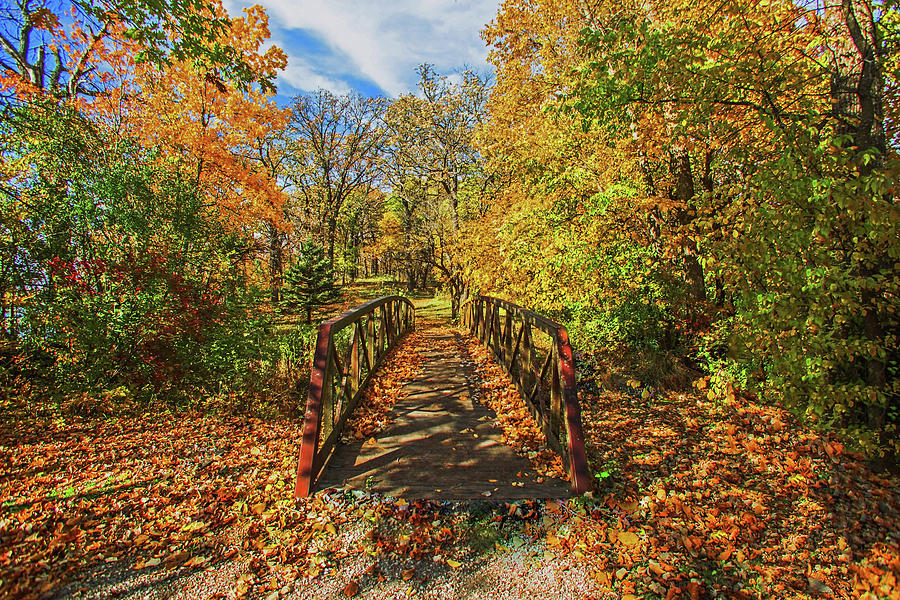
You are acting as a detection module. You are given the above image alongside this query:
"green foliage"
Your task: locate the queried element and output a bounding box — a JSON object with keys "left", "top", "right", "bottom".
{"left": 78, "top": 0, "right": 277, "bottom": 92}
{"left": 0, "top": 99, "right": 296, "bottom": 406}
{"left": 281, "top": 242, "right": 343, "bottom": 324}
{"left": 706, "top": 133, "right": 900, "bottom": 453}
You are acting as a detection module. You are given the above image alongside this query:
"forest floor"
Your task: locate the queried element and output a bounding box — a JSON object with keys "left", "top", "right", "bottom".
{"left": 1, "top": 285, "right": 899, "bottom": 599}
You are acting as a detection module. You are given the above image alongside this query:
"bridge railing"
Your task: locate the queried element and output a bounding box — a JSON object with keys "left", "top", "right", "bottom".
{"left": 461, "top": 296, "right": 592, "bottom": 494}
{"left": 294, "top": 296, "right": 415, "bottom": 497}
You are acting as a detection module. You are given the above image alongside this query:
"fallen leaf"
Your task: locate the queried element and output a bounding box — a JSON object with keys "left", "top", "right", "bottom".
{"left": 184, "top": 555, "right": 209, "bottom": 568}
{"left": 618, "top": 531, "right": 640, "bottom": 546}
{"left": 165, "top": 550, "right": 190, "bottom": 565}
{"left": 401, "top": 568, "right": 415, "bottom": 581}
{"left": 687, "top": 581, "right": 701, "bottom": 600}
{"left": 343, "top": 581, "right": 360, "bottom": 597}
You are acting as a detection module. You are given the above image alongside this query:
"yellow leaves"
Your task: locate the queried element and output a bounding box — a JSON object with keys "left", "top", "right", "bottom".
{"left": 179, "top": 520, "right": 207, "bottom": 533}
{"left": 132, "top": 557, "right": 160, "bottom": 570}
{"left": 617, "top": 530, "right": 641, "bottom": 547}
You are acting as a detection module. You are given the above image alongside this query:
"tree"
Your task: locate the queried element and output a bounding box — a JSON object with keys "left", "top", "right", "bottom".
{"left": 288, "top": 91, "right": 386, "bottom": 266}
{"left": 0, "top": 0, "right": 293, "bottom": 398}
{"left": 282, "top": 242, "right": 342, "bottom": 324}
{"left": 383, "top": 66, "right": 495, "bottom": 314}
{"left": 480, "top": 0, "right": 900, "bottom": 453}
{"left": 0, "top": 0, "right": 276, "bottom": 102}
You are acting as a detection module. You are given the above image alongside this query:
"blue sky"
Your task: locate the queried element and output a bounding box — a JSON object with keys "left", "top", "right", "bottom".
{"left": 221, "top": 0, "right": 501, "bottom": 102}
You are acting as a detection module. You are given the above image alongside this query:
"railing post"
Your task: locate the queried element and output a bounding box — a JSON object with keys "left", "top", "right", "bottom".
{"left": 522, "top": 319, "right": 535, "bottom": 405}
{"left": 349, "top": 325, "right": 360, "bottom": 400}
{"left": 549, "top": 345, "right": 563, "bottom": 448}
{"left": 386, "top": 302, "right": 394, "bottom": 346}
{"left": 556, "top": 328, "right": 591, "bottom": 494}
{"left": 322, "top": 350, "right": 335, "bottom": 440}
{"left": 503, "top": 308, "right": 513, "bottom": 368}
{"left": 493, "top": 302, "right": 502, "bottom": 356}
{"left": 294, "top": 323, "right": 333, "bottom": 498}
{"left": 379, "top": 305, "right": 387, "bottom": 357}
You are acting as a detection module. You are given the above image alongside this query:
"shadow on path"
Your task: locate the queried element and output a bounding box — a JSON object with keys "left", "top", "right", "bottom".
{"left": 318, "top": 325, "right": 570, "bottom": 500}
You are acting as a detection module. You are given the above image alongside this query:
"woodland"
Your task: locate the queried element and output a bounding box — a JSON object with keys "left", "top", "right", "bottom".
{"left": 0, "top": 0, "right": 899, "bottom": 599}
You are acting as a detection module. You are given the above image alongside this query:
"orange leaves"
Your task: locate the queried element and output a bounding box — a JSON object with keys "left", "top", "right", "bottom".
{"left": 344, "top": 331, "right": 423, "bottom": 441}
{"left": 458, "top": 334, "right": 567, "bottom": 480}
{"left": 574, "top": 383, "right": 900, "bottom": 599}
{"left": 0, "top": 410, "right": 309, "bottom": 596}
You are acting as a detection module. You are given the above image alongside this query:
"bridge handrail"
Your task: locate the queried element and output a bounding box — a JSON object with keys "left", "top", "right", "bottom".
{"left": 461, "top": 296, "right": 592, "bottom": 494}
{"left": 294, "top": 295, "right": 416, "bottom": 497}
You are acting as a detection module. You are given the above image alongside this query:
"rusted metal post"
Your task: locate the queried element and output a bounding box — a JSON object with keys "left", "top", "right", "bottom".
{"left": 294, "top": 323, "right": 332, "bottom": 498}
{"left": 556, "top": 326, "right": 591, "bottom": 494}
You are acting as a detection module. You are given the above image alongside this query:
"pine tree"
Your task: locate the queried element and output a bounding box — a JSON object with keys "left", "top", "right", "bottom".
{"left": 281, "top": 242, "right": 343, "bottom": 323}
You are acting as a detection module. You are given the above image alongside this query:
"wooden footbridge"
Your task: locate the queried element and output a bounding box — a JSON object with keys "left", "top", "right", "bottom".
{"left": 293, "top": 295, "right": 591, "bottom": 500}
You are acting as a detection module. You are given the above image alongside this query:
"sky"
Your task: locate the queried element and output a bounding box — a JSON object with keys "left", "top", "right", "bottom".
{"left": 221, "top": 0, "right": 501, "bottom": 102}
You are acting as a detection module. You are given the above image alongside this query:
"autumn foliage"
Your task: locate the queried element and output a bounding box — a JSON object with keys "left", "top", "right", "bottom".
{"left": 1, "top": 1, "right": 900, "bottom": 599}
{"left": 1, "top": 1, "right": 299, "bottom": 401}
{"left": 477, "top": 0, "right": 900, "bottom": 455}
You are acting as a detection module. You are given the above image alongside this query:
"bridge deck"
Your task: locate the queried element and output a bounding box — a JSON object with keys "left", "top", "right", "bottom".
{"left": 317, "top": 325, "right": 570, "bottom": 500}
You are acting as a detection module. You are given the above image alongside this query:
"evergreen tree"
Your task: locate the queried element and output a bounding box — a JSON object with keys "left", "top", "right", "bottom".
{"left": 282, "top": 242, "right": 343, "bottom": 323}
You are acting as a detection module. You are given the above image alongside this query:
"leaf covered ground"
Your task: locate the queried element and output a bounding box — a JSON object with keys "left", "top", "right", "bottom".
{"left": 1, "top": 324, "right": 899, "bottom": 599}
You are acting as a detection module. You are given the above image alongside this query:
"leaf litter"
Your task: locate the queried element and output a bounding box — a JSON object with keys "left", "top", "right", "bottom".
{"left": 1, "top": 323, "right": 898, "bottom": 599}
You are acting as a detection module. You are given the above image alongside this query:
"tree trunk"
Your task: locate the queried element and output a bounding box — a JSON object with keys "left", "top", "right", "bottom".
{"left": 327, "top": 215, "right": 338, "bottom": 267}
{"left": 268, "top": 224, "right": 283, "bottom": 304}
{"left": 669, "top": 150, "right": 707, "bottom": 303}
{"left": 834, "top": 0, "right": 889, "bottom": 429}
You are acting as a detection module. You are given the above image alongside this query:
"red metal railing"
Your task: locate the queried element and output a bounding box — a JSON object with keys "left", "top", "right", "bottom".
{"left": 294, "top": 296, "right": 415, "bottom": 497}
{"left": 461, "top": 296, "right": 592, "bottom": 494}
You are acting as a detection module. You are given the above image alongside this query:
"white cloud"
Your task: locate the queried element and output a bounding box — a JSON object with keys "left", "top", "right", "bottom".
{"left": 224, "top": 0, "right": 499, "bottom": 96}
{"left": 279, "top": 58, "right": 352, "bottom": 95}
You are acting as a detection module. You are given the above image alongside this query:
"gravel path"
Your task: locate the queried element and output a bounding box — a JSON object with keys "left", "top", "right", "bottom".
{"left": 56, "top": 495, "right": 610, "bottom": 600}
